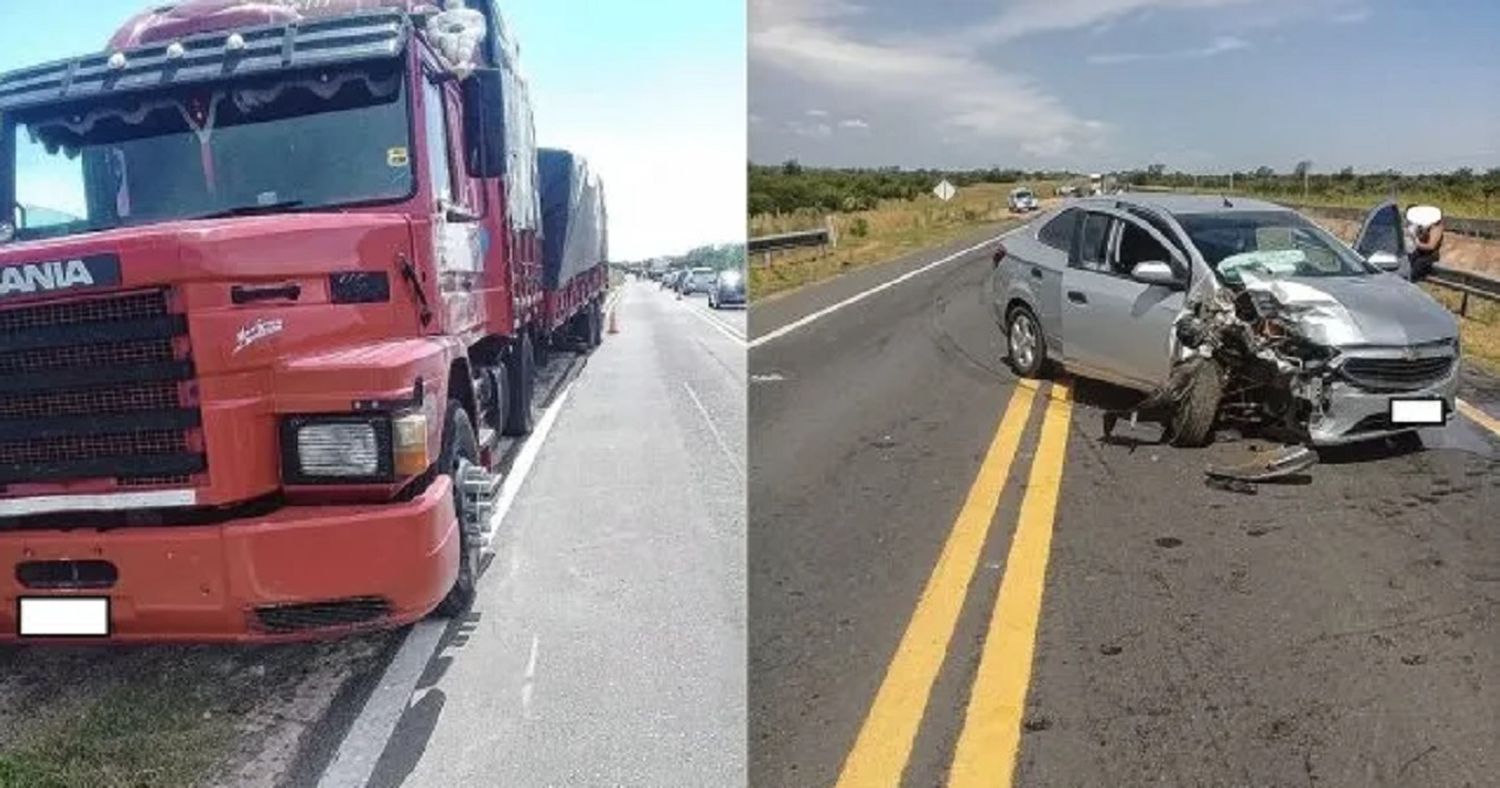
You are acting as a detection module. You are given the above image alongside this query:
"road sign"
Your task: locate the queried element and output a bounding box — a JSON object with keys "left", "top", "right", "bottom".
{"left": 933, "top": 179, "right": 957, "bottom": 202}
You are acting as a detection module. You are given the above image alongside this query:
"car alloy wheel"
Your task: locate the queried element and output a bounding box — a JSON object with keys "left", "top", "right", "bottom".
{"left": 1009, "top": 312, "right": 1039, "bottom": 372}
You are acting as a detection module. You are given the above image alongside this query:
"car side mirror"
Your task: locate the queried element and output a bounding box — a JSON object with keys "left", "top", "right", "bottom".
{"left": 1132, "top": 260, "right": 1181, "bottom": 288}
{"left": 1366, "top": 250, "right": 1402, "bottom": 272}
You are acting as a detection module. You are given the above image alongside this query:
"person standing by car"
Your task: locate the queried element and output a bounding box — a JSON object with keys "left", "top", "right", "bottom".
{"left": 1404, "top": 204, "right": 1444, "bottom": 282}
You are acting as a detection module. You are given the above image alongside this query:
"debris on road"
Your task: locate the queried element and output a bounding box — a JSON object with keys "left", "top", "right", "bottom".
{"left": 1204, "top": 443, "right": 1319, "bottom": 490}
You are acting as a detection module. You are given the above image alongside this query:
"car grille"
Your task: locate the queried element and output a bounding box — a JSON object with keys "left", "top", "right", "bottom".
{"left": 1341, "top": 355, "right": 1454, "bottom": 392}
{"left": 0, "top": 289, "right": 205, "bottom": 489}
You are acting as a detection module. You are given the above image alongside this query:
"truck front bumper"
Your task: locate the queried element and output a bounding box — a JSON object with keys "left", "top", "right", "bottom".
{"left": 0, "top": 477, "right": 459, "bottom": 643}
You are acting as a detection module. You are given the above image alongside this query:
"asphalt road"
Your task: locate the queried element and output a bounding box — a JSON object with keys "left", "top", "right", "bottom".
{"left": 749, "top": 227, "right": 1500, "bottom": 787}
{"left": 339, "top": 280, "right": 746, "bottom": 786}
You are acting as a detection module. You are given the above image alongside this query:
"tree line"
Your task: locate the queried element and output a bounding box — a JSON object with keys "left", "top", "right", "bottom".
{"left": 749, "top": 161, "right": 1073, "bottom": 216}
{"left": 750, "top": 160, "right": 1500, "bottom": 216}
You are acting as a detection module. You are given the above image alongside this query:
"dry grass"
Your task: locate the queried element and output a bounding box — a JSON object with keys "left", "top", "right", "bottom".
{"left": 749, "top": 182, "right": 1056, "bottom": 299}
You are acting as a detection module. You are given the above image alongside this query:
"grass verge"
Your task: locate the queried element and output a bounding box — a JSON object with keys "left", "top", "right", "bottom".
{"left": 0, "top": 671, "right": 236, "bottom": 787}
{"left": 749, "top": 182, "right": 1050, "bottom": 300}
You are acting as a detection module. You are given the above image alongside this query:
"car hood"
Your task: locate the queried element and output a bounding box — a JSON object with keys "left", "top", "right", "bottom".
{"left": 1243, "top": 273, "right": 1458, "bottom": 348}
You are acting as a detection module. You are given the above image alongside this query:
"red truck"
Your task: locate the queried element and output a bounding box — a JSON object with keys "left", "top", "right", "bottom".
{"left": 0, "top": 0, "right": 609, "bottom": 641}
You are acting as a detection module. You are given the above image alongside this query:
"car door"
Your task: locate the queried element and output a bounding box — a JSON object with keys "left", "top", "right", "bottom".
{"left": 1061, "top": 209, "right": 1187, "bottom": 387}
{"left": 1353, "top": 200, "right": 1406, "bottom": 275}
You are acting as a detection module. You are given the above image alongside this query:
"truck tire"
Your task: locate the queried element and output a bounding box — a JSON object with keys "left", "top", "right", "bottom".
{"left": 433, "top": 401, "right": 480, "bottom": 618}
{"left": 504, "top": 335, "right": 535, "bottom": 436}
{"left": 1005, "top": 304, "right": 1048, "bottom": 379}
{"left": 1167, "top": 359, "right": 1223, "bottom": 448}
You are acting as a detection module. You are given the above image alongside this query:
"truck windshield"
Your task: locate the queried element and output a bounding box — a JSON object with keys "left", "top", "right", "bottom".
{"left": 5, "top": 65, "right": 413, "bottom": 243}
{"left": 1178, "top": 210, "right": 1377, "bottom": 285}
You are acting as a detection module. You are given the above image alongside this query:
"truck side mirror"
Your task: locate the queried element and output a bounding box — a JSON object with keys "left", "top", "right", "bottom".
{"left": 462, "top": 69, "right": 507, "bottom": 178}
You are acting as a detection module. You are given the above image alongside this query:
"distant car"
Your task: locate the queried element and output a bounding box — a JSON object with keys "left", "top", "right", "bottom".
{"left": 682, "top": 267, "right": 717, "bottom": 295}
{"left": 1008, "top": 187, "right": 1040, "bottom": 213}
{"left": 709, "top": 269, "right": 746, "bottom": 309}
{"left": 989, "top": 195, "right": 1459, "bottom": 447}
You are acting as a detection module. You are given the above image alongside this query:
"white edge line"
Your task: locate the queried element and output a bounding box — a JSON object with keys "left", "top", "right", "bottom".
{"left": 316, "top": 618, "right": 447, "bottom": 788}
{"left": 681, "top": 299, "right": 748, "bottom": 345}
{"left": 317, "top": 378, "right": 579, "bottom": 788}
{"left": 484, "top": 379, "right": 577, "bottom": 548}
{"left": 748, "top": 228, "right": 1022, "bottom": 349}
{"left": 683, "top": 381, "right": 745, "bottom": 477}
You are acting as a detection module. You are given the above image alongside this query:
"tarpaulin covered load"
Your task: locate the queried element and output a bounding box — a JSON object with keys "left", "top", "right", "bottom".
{"left": 539, "top": 148, "right": 607, "bottom": 290}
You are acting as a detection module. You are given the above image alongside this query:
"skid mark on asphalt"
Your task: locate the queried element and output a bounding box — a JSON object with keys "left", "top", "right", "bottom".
{"left": 950, "top": 382, "right": 1074, "bottom": 788}
{"left": 836, "top": 384, "right": 1039, "bottom": 787}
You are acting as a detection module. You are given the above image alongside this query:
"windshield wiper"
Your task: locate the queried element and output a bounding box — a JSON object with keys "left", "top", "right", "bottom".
{"left": 196, "top": 200, "right": 306, "bottom": 220}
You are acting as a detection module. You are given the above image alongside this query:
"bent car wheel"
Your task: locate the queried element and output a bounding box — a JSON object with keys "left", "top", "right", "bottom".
{"left": 1167, "top": 359, "right": 1223, "bottom": 448}
{"left": 433, "top": 401, "right": 481, "bottom": 618}
{"left": 1006, "top": 306, "right": 1047, "bottom": 378}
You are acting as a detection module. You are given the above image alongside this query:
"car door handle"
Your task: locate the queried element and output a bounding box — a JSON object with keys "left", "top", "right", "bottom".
{"left": 1067, "top": 290, "right": 1088, "bottom": 305}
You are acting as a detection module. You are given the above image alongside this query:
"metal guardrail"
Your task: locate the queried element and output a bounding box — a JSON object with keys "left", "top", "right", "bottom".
{"left": 1428, "top": 264, "right": 1500, "bottom": 316}
{"left": 748, "top": 229, "right": 830, "bottom": 256}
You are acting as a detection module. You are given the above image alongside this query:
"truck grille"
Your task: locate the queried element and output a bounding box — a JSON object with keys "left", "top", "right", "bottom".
{"left": 252, "top": 597, "right": 393, "bottom": 633}
{"left": 1341, "top": 356, "right": 1454, "bottom": 392}
{"left": 0, "top": 290, "right": 205, "bottom": 489}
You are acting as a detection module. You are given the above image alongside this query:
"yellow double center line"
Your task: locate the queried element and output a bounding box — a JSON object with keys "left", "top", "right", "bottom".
{"left": 836, "top": 381, "right": 1073, "bottom": 788}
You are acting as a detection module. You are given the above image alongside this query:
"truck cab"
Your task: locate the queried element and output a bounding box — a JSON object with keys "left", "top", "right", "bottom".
{"left": 0, "top": 1, "right": 601, "bottom": 641}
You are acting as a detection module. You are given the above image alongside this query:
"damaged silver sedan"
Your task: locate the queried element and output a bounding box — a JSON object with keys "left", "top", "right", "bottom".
{"left": 990, "top": 195, "right": 1460, "bottom": 447}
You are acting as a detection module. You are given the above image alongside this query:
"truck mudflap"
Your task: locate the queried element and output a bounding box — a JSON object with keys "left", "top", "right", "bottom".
{"left": 0, "top": 475, "right": 459, "bottom": 643}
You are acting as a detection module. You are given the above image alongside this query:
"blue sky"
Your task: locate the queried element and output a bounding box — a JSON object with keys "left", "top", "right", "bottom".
{"left": 0, "top": 1, "right": 746, "bottom": 260}
{"left": 750, "top": 0, "right": 1500, "bottom": 174}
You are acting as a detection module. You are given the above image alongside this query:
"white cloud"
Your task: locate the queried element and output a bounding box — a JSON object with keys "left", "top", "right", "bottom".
{"left": 1330, "top": 7, "right": 1370, "bottom": 24}
{"left": 838, "top": 118, "right": 870, "bottom": 130}
{"left": 806, "top": 108, "right": 830, "bottom": 117}
{"left": 750, "top": 0, "right": 1106, "bottom": 157}
{"left": 788, "top": 119, "right": 833, "bottom": 138}
{"left": 1088, "top": 35, "right": 1250, "bottom": 64}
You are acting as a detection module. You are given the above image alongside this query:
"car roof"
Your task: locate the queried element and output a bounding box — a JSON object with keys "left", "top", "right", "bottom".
{"left": 1070, "top": 193, "right": 1290, "bottom": 217}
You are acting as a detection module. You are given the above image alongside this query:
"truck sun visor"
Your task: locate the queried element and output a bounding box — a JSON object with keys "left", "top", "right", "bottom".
{"left": 539, "top": 149, "right": 609, "bottom": 291}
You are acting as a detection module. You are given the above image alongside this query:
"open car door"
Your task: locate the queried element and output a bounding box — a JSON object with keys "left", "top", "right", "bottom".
{"left": 1353, "top": 200, "right": 1406, "bottom": 276}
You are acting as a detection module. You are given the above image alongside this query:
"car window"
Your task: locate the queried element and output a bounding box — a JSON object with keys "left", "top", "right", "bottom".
{"left": 1179, "top": 210, "right": 1375, "bottom": 283}
{"left": 1075, "top": 212, "right": 1110, "bottom": 272}
{"left": 1355, "top": 203, "right": 1402, "bottom": 257}
{"left": 1115, "top": 221, "right": 1171, "bottom": 276}
{"left": 1124, "top": 207, "right": 1187, "bottom": 262}
{"left": 1037, "top": 208, "right": 1078, "bottom": 251}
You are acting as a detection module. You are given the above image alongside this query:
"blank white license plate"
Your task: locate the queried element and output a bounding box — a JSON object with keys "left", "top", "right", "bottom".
{"left": 18, "top": 597, "right": 110, "bottom": 638}
{"left": 1389, "top": 398, "right": 1447, "bottom": 426}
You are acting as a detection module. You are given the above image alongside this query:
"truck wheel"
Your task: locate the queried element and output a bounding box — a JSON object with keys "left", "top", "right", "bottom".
{"left": 433, "top": 401, "right": 480, "bottom": 618}
{"left": 1005, "top": 305, "right": 1048, "bottom": 379}
{"left": 1167, "top": 359, "right": 1223, "bottom": 448}
{"left": 504, "top": 335, "right": 535, "bottom": 436}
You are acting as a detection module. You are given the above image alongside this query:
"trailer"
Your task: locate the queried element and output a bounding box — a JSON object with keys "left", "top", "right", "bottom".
{"left": 0, "top": 0, "right": 607, "bottom": 641}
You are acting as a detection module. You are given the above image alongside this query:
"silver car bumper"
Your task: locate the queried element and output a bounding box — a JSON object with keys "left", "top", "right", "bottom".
{"left": 1306, "top": 353, "right": 1459, "bottom": 446}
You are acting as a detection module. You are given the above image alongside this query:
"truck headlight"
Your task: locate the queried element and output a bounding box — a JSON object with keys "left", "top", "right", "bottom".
{"left": 281, "top": 415, "right": 395, "bottom": 483}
